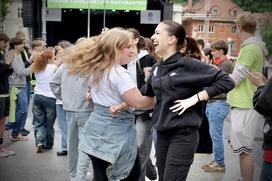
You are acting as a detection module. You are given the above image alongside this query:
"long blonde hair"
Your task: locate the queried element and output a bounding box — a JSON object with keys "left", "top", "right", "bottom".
{"left": 63, "top": 28, "right": 132, "bottom": 88}
{"left": 31, "top": 48, "right": 54, "bottom": 73}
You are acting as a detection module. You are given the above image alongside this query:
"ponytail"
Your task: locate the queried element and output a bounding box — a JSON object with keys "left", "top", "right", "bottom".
{"left": 31, "top": 48, "right": 54, "bottom": 73}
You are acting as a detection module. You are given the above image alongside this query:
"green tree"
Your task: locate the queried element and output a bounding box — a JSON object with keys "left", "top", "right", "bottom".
{"left": 261, "top": 22, "right": 272, "bottom": 58}
{"left": 0, "top": 0, "right": 11, "bottom": 22}
{"left": 232, "top": 0, "right": 272, "bottom": 12}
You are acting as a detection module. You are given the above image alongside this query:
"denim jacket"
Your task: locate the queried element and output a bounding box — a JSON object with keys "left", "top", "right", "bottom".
{"left": 79, "top": 104, "right": 137, "bottom": 181}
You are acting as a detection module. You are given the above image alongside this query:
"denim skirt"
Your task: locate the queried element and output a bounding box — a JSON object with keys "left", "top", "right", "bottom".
{"left": 79, "top": 103, "right": 137, "bottom": 181}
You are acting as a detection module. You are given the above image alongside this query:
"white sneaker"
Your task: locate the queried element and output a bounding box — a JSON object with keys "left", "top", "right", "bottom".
{"left": 0, "top": 147, "right": 9, "bottom": 158}
{"left": 0, "top": 145, "right": 15, "bottom": 156}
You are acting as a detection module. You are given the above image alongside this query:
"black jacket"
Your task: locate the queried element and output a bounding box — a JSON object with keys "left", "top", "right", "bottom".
{"left": 142, "top": 52, "right": 235, "bottom": 131}
{"left": 136, "top": 54, "right": 157, "bottom": 89}
{"left": 136, "top": 54, "right": 156, "bottom": 120}
{"left": 0, "top": 63, "right": 13, "bottom": 94}
{"left": 253, "top": 78, "right": 272, "bottom": 150}
{"left": 21, "top": 47, "right": 32, "bottom": 82}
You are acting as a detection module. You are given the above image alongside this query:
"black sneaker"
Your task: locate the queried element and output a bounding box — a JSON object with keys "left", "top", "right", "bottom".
{"left": 23, "top": 128, "right": 30, "bottom": 134}
{"left": 57, "top": 150, "right": 68, "bottom": 156}
{"left": 146, "top": 158, "right": 157, "bottom": 180}
{"left": 20, "top": 129, "right": 30, "bottom": 136}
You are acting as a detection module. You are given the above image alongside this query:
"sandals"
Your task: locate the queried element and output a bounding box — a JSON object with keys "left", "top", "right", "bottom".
{"left": 10, "top": 134, "right": 28, "bottom": 141}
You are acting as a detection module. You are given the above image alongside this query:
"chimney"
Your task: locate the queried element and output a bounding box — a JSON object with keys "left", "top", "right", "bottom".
{"left": 188, "top": 0, "right": 193, "bottom": 9}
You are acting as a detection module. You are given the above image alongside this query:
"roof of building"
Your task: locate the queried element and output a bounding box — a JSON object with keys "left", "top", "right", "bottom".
{"left": 189, "top": 0, "right": 244, "bottom": 21}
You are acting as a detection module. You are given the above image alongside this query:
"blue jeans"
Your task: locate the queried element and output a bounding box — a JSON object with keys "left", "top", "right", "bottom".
{"left": 26, "top": 81, "right": 31, "bottom": 104}
{"left": 76, "top": 151, "right": 92, "bottom": 181}
{"left": 136, "top": 117, "right": 153, "bottom": 181}
{"left": 66, "top": 111, "right": 91, "bottom": 178}
{"left": 56, "top": 104, "right": 67, "bottom": 151}
{"left": 206, "top": 100, "right": 230, "bottom": 165}
{"left": 10, "top": 86, "right": 28, "bottom": 135}
{"left": 32, "top": 94, "right": 56, "bottom": 148}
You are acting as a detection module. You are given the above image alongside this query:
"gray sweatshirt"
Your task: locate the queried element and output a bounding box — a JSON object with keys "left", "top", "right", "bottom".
{"left": 50, "top": 63, "right": 93, "bottom": 112}
{"left": 9, "top": 54, "right": 31, "bottom": 88}
{"left": 230, "top": 36, "right": 269, "bottom": 85}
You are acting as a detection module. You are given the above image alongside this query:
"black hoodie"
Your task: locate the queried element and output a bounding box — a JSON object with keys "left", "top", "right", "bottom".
{"left": 253, "top": 78, "right": 272, "bottom": 150}
{"left": 142, "top": 52, "right": 235, "bottom": 131}
{"left": 0, "top": 53, "right": 13, "bottom": 94}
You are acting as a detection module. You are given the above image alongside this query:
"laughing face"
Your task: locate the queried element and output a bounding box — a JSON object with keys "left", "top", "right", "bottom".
{"left": 151, "top": 22, "right": 176, "bottom": 60}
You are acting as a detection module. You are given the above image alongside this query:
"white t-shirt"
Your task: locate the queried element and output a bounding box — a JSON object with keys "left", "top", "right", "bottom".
{"left": 127, "top": 50, "right": 149, "bottom": 84}
{"left": 34, "top": 64, "right": 56, "bottom": 98}
{"left": 90, "top": 65, "right": 136, "bottom": 106}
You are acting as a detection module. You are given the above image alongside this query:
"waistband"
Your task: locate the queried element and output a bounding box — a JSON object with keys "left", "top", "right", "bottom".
{"left": 207, "top": 99, "right": 226, "bottom": 103}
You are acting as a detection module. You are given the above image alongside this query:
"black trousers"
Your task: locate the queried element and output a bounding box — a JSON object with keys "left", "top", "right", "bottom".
{"left": 156, "top": 127, "right": 199, "bottom": 181}
{"left": 89, "top": 152, "right": 140, "bottom": 181}
{"left": 196, "top": 102, "right": 213, "bottom": 153}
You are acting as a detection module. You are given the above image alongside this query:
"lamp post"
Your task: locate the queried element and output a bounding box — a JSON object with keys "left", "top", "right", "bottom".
{"left": 227, "top": 37, "right": 232, "bottom": 57}
{"left": 103, "top": 0, "right": 106, "bottom": 28}
{"left": 42, "top": 0, "right": 47, "bottom": 43}
{"left": 87, "top": 0, "right": 90, "bottom": 38}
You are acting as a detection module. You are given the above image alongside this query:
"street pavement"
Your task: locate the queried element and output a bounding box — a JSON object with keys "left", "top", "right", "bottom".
{"left": 0, "top": 100, "right": 264, "bottom": 181}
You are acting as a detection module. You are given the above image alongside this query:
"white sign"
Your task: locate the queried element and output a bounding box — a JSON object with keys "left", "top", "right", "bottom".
{"left": 45, "top": 9, "right": 62, "bottom": 22}
{"left": 140, "top": 10, "right": 161, "bottom": 24}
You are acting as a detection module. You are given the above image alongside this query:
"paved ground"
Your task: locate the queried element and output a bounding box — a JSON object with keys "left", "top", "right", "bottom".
{"left": 0, "top": 100, "right": 264, "bottom": 181}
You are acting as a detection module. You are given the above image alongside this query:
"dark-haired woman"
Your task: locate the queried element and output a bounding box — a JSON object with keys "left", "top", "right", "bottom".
{"left": 31, "top": 48, "right": 57, "bottom": 153}
{"left": 141, "top": 20, "right": 235, "bottom": 181}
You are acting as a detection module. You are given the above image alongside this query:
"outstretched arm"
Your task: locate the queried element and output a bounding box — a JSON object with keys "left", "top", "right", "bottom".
{"left": 109, "top": 88, "right": 155, "bottom": 117}
{"left": 170, "top": 90, "right": 209, "bottom": 115}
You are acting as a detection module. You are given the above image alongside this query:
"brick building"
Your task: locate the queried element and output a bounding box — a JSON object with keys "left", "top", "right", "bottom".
{"left": 182, "top": 0, "right": 244, "bottom": 56}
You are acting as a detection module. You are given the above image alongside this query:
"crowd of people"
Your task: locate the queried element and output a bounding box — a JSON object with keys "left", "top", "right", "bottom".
{"left": 0, "top": 12, "right": 271, "bottom": 181}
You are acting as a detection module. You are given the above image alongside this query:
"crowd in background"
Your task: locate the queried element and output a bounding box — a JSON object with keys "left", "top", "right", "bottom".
{"left": 0, "top": 12, "right": 271, "bottom": 181}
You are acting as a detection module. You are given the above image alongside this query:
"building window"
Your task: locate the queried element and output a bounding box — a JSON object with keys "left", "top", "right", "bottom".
{"left": 231, "top": 9, "right": 237, "bottom": 17}
{"left": 230, "top": 41, "right": 235, "bottom": 52}
{"left": 18, "top": 8, "right": 22, "bottom": 18}
{"left": 211, "top": 8, "right": 219, "bottom": 16}
{"left": 231, "top": 26, "right": 237, "bottom": 33}
{"left": 209, "top": 25, "right": 214, "bottom": 33}
{"left": 198, "top": 25, "right": 204, "bottom": 32}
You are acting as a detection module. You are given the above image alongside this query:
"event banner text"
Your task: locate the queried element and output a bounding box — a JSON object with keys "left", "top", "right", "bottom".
{"left": 47, "top": 0, "right": 147, "bottom": 10}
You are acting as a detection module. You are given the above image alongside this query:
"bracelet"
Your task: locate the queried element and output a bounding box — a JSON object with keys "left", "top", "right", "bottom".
{"left": 196, "top": 93, "right": 200, "bottom": 102}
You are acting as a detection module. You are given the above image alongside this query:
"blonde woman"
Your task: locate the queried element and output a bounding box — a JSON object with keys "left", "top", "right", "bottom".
{"left": 31, "top": 48, "right": 57, "bottom": 153}
{"left": 62, "top": 28, "right": 155, "bottom": 181}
